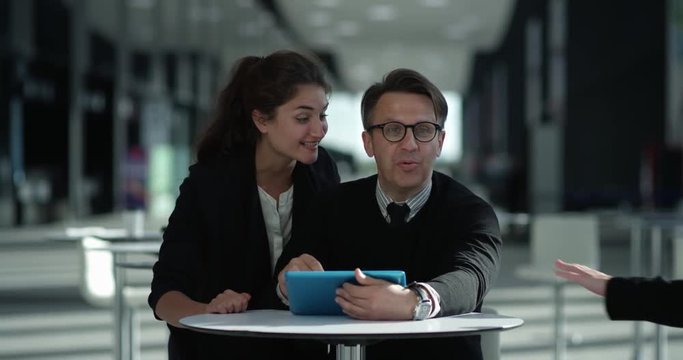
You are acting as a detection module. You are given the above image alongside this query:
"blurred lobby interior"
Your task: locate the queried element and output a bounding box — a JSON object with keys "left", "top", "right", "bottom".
{"left": 2, "top": 0, "right": 683, "bottom": 359}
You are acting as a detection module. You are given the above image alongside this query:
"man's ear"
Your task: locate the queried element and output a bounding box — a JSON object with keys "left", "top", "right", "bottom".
{"left": 362, "top": 131, "right": 375, "bottom": 157}
{"left": 436, "top": 130, "right": 445, "bottom": 157}
{"left": 252, "top": 110, "right": 268, "bottom": 133}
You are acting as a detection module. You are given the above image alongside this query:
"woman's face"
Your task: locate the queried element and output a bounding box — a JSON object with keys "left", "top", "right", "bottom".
{"left": 254, "top": 84, "right": 329, "bottom": 165}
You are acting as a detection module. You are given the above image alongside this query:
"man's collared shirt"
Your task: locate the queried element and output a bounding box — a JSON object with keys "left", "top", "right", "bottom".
{"left": 374, "top": 179, "right": 441, "bottom": 318}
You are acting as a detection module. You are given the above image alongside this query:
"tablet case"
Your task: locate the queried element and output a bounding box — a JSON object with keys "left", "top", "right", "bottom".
{"left": 286, "top": 270, "right": 407, "bottom": 315}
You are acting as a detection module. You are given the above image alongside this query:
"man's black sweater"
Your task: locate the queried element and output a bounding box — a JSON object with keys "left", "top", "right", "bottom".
{"left": 278, "top": 171, "right": 502, "bottom": 360}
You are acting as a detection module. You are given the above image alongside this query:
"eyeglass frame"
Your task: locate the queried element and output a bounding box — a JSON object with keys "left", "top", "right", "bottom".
{"left": 365, "top": 121, "right": 443, "bottom": 143}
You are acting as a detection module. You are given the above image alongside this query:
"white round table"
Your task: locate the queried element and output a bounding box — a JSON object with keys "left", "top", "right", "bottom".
{"left": 180, "top": 309, "right": 524, "bottom": 360}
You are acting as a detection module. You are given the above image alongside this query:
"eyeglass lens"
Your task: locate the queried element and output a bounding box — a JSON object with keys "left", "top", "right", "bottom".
{"left": 382, "top": 122, "right": 439, "bottom": 142}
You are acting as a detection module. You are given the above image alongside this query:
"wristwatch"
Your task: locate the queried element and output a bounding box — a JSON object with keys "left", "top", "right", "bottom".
{"left": 407, "top": 282, "right": 432, "bottom": 321}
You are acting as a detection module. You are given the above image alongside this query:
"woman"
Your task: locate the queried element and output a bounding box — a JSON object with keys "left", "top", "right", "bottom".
{"left": 148, "top": 50, "right": 340, "bottom": 359}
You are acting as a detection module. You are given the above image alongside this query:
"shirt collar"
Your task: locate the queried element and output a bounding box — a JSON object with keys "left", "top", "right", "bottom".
{"left": 375, "top": 178, "right": 432, "bottom": 223}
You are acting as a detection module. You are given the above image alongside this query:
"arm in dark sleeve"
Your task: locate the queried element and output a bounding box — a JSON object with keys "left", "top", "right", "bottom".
{"left": 148, "top": 166, "right": 203, "bottom": 318}
{"left": 269, "top": 153, "right": 339, "bottom": 305}
{"left": 275, "top": 192, "right": 333, "bottom": 276}
{"left": 428, "top": 201, "right": 502, "bottom": 316}
{"left": 606, "top": 277, "right": 683, "bottom": 327}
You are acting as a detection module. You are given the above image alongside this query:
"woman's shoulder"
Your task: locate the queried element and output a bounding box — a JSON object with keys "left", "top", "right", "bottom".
{"left": 187, "top": 149, "right": 252, "bottom": 183}
{"left": 313, "top": 146, "right": 336, "bottom": 169}
{"left": 298, "top": 146, "right": 341, "bottom": 186}
{"left": 186, "top": 157, "right": 220, "bottom": 179}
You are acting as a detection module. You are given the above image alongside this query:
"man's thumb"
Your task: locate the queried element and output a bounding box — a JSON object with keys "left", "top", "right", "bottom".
{"left": 354, "top": 268, "right": 380, "bottom": 285}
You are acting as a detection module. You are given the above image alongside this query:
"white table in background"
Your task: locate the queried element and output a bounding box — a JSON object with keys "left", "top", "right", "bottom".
{"left": 93, "top": 241, "right": 161, "bottom": 360}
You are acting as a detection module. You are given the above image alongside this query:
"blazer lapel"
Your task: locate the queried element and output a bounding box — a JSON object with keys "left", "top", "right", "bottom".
{"left": 219, "top": 150, "right": 271, "bottom": 292}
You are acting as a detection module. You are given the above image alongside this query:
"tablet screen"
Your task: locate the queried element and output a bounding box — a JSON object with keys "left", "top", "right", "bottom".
{"left": 285, "top": 270, "right": 407, "bottom": 315}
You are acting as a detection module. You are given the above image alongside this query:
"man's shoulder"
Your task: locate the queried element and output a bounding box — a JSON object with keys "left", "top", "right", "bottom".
{"left": 432, "top": 172, "right": 478, "bottom": 197}
{"left": 430, "top": 172, "right": 500, "bottom": 234}
{"left": 340, "top": 174, "right": 376, "bottom": 189}
{"left": 432, "top": 172, "right": 494, "bottom": 209}
{"left": 318, "top": 174, "right": 376, "bottom": 199}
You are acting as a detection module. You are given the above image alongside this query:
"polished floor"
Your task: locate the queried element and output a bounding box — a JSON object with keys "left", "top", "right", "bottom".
{"left": 1, "top": 236, "right": 682, "bottom": 359}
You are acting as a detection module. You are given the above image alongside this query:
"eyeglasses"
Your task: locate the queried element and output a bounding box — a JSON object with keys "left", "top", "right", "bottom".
{"left": 366, "top": 121, "right": 442, "bottom": 143}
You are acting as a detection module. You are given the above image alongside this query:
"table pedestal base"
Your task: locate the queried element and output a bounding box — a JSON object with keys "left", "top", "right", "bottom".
{"left": 336, "top": 344, "right": 365, "bottom": 360}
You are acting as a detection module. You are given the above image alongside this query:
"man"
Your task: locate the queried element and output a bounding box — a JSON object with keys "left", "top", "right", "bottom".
{"left": 275, "top": 68, "right": 502, "bottom": 359}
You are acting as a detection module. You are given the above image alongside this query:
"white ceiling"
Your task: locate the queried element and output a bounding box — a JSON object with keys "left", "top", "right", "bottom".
{"left": 85, "top": 0, "right": 291, "bottom": 56}
{"left": 275, "top": 0, "right": 515, "bottom": 93}
{"left": 82, "top": 0, "right": 515, "bottom": 94}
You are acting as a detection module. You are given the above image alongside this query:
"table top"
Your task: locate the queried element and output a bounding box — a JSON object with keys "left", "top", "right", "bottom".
{"left": 46, "top": 227, "right": 162, "bottom": 242}
{"left": 88, "top": 240, "right": 161, "bottom": 254}
{"left": 180, "top": 309, "right": 523, "bottom": 344}
{"left": 115, "top": 260, "right": 156, "bottom": 269}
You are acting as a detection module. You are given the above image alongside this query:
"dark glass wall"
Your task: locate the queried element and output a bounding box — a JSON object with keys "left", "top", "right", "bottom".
{"left": 564, "top": 1, "right": 666, "bottom": 209}
{"left": 463, "top": 0, "right": 668, "bottom": 211}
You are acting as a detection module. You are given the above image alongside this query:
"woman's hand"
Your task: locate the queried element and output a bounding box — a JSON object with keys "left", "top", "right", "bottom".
{"left": 206, "top": 290, "right": 251, "bottom": 314}
{"left": 277, "top": 253, "right": 324, "bottom": 299}
{"left": 554, "top": 259, "right": 612, "bottom": 296}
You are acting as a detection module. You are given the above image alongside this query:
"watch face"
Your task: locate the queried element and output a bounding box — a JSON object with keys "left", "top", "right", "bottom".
{"left": 414, "top": 301, "right": 431, "bottom": 320}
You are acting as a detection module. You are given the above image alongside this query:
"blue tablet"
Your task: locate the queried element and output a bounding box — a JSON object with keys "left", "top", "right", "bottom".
{"left": 285, "top": 270, "right": 407, "bottom": 315}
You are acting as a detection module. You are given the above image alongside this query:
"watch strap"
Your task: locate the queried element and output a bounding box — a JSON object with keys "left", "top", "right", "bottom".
{"left": 406, "top": 282, "right": 432, "bottom": 320}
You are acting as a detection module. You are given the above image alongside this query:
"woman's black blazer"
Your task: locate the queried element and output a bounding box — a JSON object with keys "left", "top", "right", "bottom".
{"left": 148, "top": 146, "right": 339, "bottom": 359}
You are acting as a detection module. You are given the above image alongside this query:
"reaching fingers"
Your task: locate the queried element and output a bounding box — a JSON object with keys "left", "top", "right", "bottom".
{"left": 556, "top": 259, "right": 607, "bottom": 278}
{"left": 554, "top": 259, "right": 611, "bottom": 296}
{"left": 554, "top": 269, "right": 582, "bottom": 282}
{"left": 554, "top": 259, "right": 573, "bottom": 270}
{"left": 297, "top": 254, "right": 324, "bottom": 271}
{"left": 279, "top": 254, "right": 324, "bottom": 280}
{"left": 556, "top": 259, "right": 593, "bottom": 276}
{"left": 555, "top": 259, "right": 584, "bottom": 273}
{"left": 278, "top": 254, "right": 324, "bottom": 297}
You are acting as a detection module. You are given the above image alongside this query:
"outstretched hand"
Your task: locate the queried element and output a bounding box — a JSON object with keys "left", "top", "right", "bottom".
{"left": 554, "top": 259, "right": 612, "bottom": 296}
{"left": 334, "top": 268, "right": 415, "bottom": 320}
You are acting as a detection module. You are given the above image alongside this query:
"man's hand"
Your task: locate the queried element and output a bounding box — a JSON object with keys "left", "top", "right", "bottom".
{"left": 277, "top": 253, "right": 324, "bottom": 299}
{"left": 205, "top": 290, "right": 251, "bottom": 314}
{"left": 335, "top": 268, "right": 416, "bottom": 320}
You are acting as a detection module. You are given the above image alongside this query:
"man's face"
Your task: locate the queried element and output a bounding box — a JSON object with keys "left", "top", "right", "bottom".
{"left": 362, "top": 92, "right": 445, "bottom": 201}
